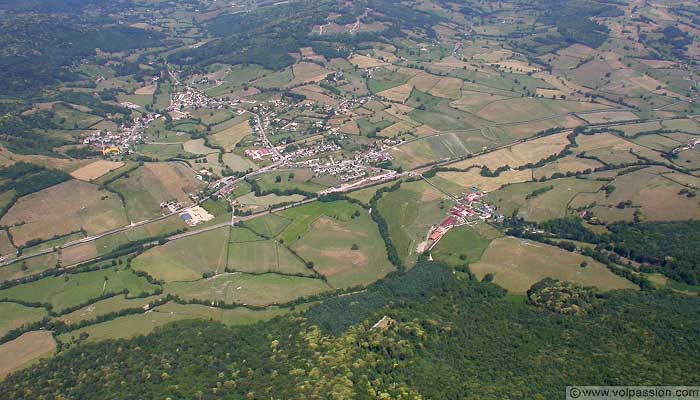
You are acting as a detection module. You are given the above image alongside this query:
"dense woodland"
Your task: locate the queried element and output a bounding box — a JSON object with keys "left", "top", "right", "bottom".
{"left": 3, "top": 263, "right": 699, "bottom": 399}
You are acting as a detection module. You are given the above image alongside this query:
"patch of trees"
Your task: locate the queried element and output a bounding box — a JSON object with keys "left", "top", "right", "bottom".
{"left": 4, "top": 262, "right": 700, "bottom": 399}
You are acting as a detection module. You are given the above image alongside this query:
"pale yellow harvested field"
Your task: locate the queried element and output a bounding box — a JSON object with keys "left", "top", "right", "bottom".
{"left": 437, "top": 168, "right": 533, "bottom": 192}
{"left": 378, "top": 83, "right": 413, "bottom": 103}
{"left": 2, "top": 180, "right": 128, "bottom": 246}
{"left": 474, "top": 49, "right": 512, "bottom": 63}
{"left": 557, "top": 43, "right": 596, "bottom": 59}
{"left": 495, "top": 60, "right": 540, "bottom": 73}
{"left": 414, "top": 124, "right": 438, "bottom": 136}
{"left": 578, "top": 110, "right": 639, "bottom": 124}
{"left": 378, "top": 120, "right": 420, "bottom": 137}
{"left": 533, "top": 155, "right": 603, "bottom": 179}
{"left": 408, "top": 71, "right": 442, "bottom": 92}
{"left": 292, "top": 85, "right": 338, "bottom": 106}
{"left": 536, "top": 88, "right": 566, "bottom": 98}
{"left": 339, "top": 120, "right": 360, "bottom": 135}
{"left": 70, "top": 160, "right": 124, "bottom": 181}
{"left": 471, "top": 237, "right": 637, "bottom": 294}
{"left": 60, "top": 241, "right": 98, "bottom": 266}
{"left": 450, "top": 91, "right": 510, "bottom": 112}
{"left": 134, "top": 84, "right": 156, "bottom": 95}
{"left": 576, "top": 132, "right": 668, "bottom": 164}
{"left": 211, "top": 121, "right": 253, "bottom": 151}
{"left": 289, "top": 62, "right": 331, "bottom": 86}
{"left": 349, "top": 54, "right": 389, "bottom": 68}
{"left": 449, "top": 131, "right": 571, "bottom": 170}
{"left": 0, "top": 330, "right": 56, "bottom": 379}
{"left": 0, "top": 146, "right": 90, "bottom": 172}
{"left": 428, "top": 77, "right": 462, "bottom": 99}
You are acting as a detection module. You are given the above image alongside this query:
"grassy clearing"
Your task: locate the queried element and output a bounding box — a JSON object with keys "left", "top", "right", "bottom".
{"left": 0, "top": 253, "right": 58, "bottom": 283}
{"left": 431, "top": 223, "right": 497, "bottom": 266}
{"left": 0, "top": 330, "right": 55, "bottom": 379}
{"left": 0, "top": 302, "right": 48, "bottom": 337}
{"left": 377, "top": 181, "right": 449, "bottom": 266}
{"left": 487, "top": 178, "right": 604, "bottom": 222}
{"left": 471, "top": 237, "right": 638, "bottom": 294}
{"left": 227, "top": 239, "right": 312, "bottom": 276}
{"left": 164, "top": 273, "right": 329, "bottom": 307}
{"left": 94, "top": 214, "right": 186, "bottom": 255}
{"left": 0, "top": 265, "right": 159, "bottom": 313}
{"left": 292, "top": 213, "right": 395, "bottom": 288}
{"left": 132, "top": 227, "right": 229, "bottom": 282}
{"left": 1, "top": 180, "right": 128, "bottom": 246}
{"left": 109, "top": 162, "right": 206, "bottom": 222}
{"left": 55, "top": 294, "right": 161, "bottom": 325}
{"left": 278, "top": 201, "right": 359, "bottom": 245}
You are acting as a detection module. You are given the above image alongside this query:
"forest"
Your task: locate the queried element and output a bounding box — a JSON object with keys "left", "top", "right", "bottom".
{"left": 3, "top": 262, "right": 699, "bottom": 399}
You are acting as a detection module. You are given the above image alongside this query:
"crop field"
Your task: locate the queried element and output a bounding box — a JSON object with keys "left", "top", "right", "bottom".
{"left": 109, "top": 162, "right": 206, "bottom": 222}
{"left": 235, "top": 193, "right": 306, "bottom": 212}
{"left": 59, "top": 241, "right": 98, "bottom": 266}
{"left": 70, "top": 160, "right": 124, "bottom": 181}
{"left": 436, "top": 168, "right": 534, "bottom": 194}
{"left": 243, "top": 214, "right": 292, "bottom": 238}
{"left": 377, "top": 181, "right": 450, "bottom": 265}
{"left": 0, "top": 265, "right": 159, "bottom": 313}
{"left": 486, "top": 178, "right": 605, "bottom": 222}
{"left": 94, "top": 214, "right": 186, "bottom": 255}
{"left": 132, "top": 227, "right": 230, "bottom": 282}
{"left": 0, "top": 253, "right": 58, "bottom": 283}
{"left": 471, "top": 237, "right": 638, "bottom": 294}
{"left": 227, "top": 238, "right": 312, "bottom": 276}
{"left": 0, "top": 330, "right": 55, "bottom": 379}
{"left": 0, "top": 230, "right": 14, "bottom": 258}
{"left": 1, "top": 180, "right": 128, "bottom": 246}
{"left": 56, "top": 294, "right": 161, "bottom": 325}
{"left": 255, "top": 169, "right": 327, "bottom": 193}
{"left": 476, "top": 98, "right": 604, "bottom": 124}
{"left": 578, "top": 110, "right": 640, "bottom": 124}
{"left": 533, "top": 155, "right": 603, "bottom": 179}
{"left": 0, "top": 302, "right": 48, "bottom": 337}
{"left": 210, "top": 120, "right": 252, "bottom": 151}
{"left": 431, "top": 223, "right": 501, "bottom": 266}
{"left": 575, "top": 132, "right": 668, "bottom": 165}
{"left": 349, "top": 54, "right": 388, "bottom": 68}
{"left": 292, "top": 214, "right": 395, "bottom": 288}
{"left": 277, "top": 200, "right": 359, "bottom": 245}
{"left": 449, "top": 131, "right": 571, "bottom": 170}
{"left": 581, "top": 167, "right": 700, "bottom": 222}
{"left": 164, "top": 272, "right": 330, "bottom": 307}
{"left": 182, "top": 138, "right": 218, "bottom": 155}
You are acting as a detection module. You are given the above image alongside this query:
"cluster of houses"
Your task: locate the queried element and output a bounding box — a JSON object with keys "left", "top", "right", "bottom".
{"left": 160, "top": 200, "right": 183, "bottom": 213}
{"left": 672, "top": 137, "right": 700, "bottom": 154}
{"left": 428, "top": 191, "right": 495, "bottom": 244}
{"left": 83, "top": 113, "right": 161, "bottom": 155}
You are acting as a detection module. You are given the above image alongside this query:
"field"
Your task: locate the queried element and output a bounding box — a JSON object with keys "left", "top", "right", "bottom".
{"left": 59, "top": 303, "right": 296, "bottom": 343}
{"left": 291, "top": 213, "right": 395, "bottom": 288}
{"left": 0, "top": 331, "right": 55, "bottom": 379}
{"left": 210, "top": 119, "right": 252, "bottom": 151}
{"left": 435, "top": 168, "right": 533, "bottom": 194}
{"left": 243, "top": 213, "right": 292, "bottom": 238}
{"left": 70, "top": 160, "right": 124, "bottom": 181}
{"left": 164, "top": 273, "right": 330, "bottom": 307}
{"left": 431, "top": 223, "right": 502, "bottom": 266}
{"left": 470, "top": 237, "right": 638, "bottom": 293}
{"left": 109, "top": 162, "right": 206, "bottom": 222}
{"left": 578, "top": 167, "right": 700, "bottom": 222}
{"left": 56, "top": 294, "right": 161, "bottom": 325}
{"left": 131, "top": 227, "right": 230, "bottom": 282}
{"left": 377, "top": 181, "right": 450, "bottom": 266}
{"left": 0, "top": 265, "right": 159, "bottom": 313}
{"left": 0, "top": 302, "right": 48, "bottom": 337}
{"left": 486, "top": 178, "right": 605, "bottom": 222}
{"left": 277, "top": 201, "right": 359, "bottom": 245}
{"left": 227, "top": 238, "right": 312, "bottom": 276}
{"left": 449, "top": 131, "right": 571, "bottom": 170}
{"left": 1, "top": 180, "right": 128, "bottom": 246}
{"left": 254, "top": 169, "right": 326, "bottom": 193}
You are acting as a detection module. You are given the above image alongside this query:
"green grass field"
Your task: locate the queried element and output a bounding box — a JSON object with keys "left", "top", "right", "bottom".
{"left": 131, "top": 227, "right": 230, "bottom": 282}
{"left": 377, "top": 181, "right": 449, "bottom": 266}
{"left": 55, "top": 294, "right": 161, "bottom": 325}
{"left": 242, "top": 214, "right": 292, "bottom": 238}
{"left": 0, "top": 302, "right": 48, "bottom": 337}
{"left": 278, "top": 201, "right": 359, "bottom": 245}
{"left": 471, "top": 237, "right": 639, "bottom": 294}
{"left": 164, "top": 272, "right": 329, "bottom": 307}
{"left": 0, "top": 265, "right": 159, "bottom": 313}
{"left": 431, "top": 223, "right": 499, "bottom": 266}
{"left": 291, "top": 213, "right": 395, "bottom": 288}
{"left": 254, "top": 169, "right": 327, "bottom": 194}
{"left": 227, "top": 239, "right": 313, "bottom": 276}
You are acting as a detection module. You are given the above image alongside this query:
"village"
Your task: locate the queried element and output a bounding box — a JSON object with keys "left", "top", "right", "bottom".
{"left": 424, "top": 190, "right": 498, "bottom": 252}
